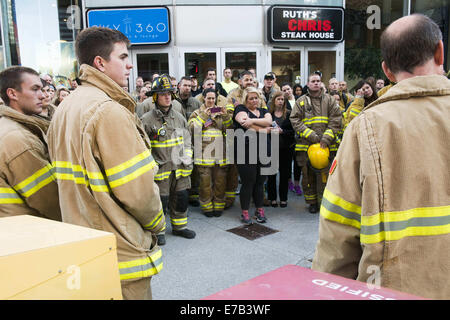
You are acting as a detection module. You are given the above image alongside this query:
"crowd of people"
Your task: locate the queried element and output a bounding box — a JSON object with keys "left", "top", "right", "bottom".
{"left": 128, "top": 64, "right": 393, "bottom": 222}
{"left": 0, "top": 13, "right": 448, "bottom": 300}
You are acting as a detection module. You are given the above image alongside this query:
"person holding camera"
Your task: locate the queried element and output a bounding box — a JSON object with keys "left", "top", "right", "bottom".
{"left": 188, "top": 88, "right": 233, "bottom": 217}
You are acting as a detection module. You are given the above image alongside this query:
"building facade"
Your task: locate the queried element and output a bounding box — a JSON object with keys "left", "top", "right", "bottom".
{"left": 0, "top": 0, "right": 448, "bottom": 90}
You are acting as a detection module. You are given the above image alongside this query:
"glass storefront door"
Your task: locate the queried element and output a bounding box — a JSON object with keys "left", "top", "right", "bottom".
{"left": 221, "top": 48, "right": 259, "bottom": 83}
{"left": 184, "top": 52, "right": 217, "bottom": 85}
{"left": 307, "top": 50, "right": 337, "bottom": 86}
{"left": 136, "top": 53, "right": 169, "bottom": 82}
{"left": 180, "top": 48, "right": 260, "bottom": 86}
{"left": 131, "top": 48, "right": 172, "bottom": 92}
{"left": 271, "top": 50, "right": 302, "bottom": 87}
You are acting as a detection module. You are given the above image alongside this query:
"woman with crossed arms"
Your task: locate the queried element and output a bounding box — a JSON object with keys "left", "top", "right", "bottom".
{"left": 233, "top": 87, "right": 273, "bottom": 225}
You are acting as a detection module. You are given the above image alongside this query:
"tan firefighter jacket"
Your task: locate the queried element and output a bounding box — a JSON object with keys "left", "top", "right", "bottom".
{"left": 188, "top": 104, "right": 233, "bottom": 167}
{"left": 47, "top": 64, "right": 165, "bottom": 282}
{"left": 312, "top": 74, "right": 450, "bottom": 300}
{"left": 344, "top": 96, "right": 365, "bottom": 128}
{"left": 141, "top": 105, "right": 193, "bottom": 182}
{"left": 177, "top": 95, "right": 201, "bottom": 120}
{"left": 289, "top": 88, "right": 342, "bottom": 165}
{"left": 0, "top": 106, "right": 61, "bottom": 221}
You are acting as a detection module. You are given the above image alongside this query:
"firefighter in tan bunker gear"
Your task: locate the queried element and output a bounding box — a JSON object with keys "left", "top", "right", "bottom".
{"left": 47, "top": 28, "right": 165, "bottom": 300}
{"left": 188, "top": 88, "right": 233, "bottom": 217}
{"left": 289, "top": 73, "right": 342, "bottom": 214}
{"left": 141, "top": 74, "right": 196, "bottom": 246}
{"left": 312, "top": 14, "right": 450, "bottom": 300}
{"left": 0, "top": 66, "right": 61, "bottom": 221}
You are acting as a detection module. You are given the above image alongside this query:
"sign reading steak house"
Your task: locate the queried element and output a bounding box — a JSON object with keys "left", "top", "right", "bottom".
{"left": 268, "top": 6, "right": 344, "bottom": 43}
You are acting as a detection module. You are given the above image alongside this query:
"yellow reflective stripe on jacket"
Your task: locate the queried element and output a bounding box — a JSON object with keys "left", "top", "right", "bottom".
{"left": 53, "top": 161, "right": 88, "bottom": 185}
{"left": 202, "top": 130, "right": 223, "bottom": 138}
{"left": 324, "top": 129, "right": 335, "bottom": 139}
{"left": 360, "top": 206, "right": 450, "bottom": 244}
{"left": 196, "top": 116, "right": 206, "bottom": 124}
{"left": 295, "top": 144, "right": 308, "bottom": 152}
{"left": 171, "top": 217, "right": 187, "bottom": 226}
{"left": 329, "top": 144, "right": 339, "bottom": 152}
{"left": 226, "top": 104, "right": 235, "bottom": 112}
{"left": 303, "top": 116, "right": 329, "bottom": 125}
{"left": 53, "top": 161, "right": 109, "bottom": 192}
{"left": 154, "top": 170, "right": 172, "bottom": 181}
{"left": 118, "top": 249, "right": 163, "bottom": 280}
{"left": 0, "top": 187, "right": 24, "bottom": 204}
{"left": 105, "top": 150, "right": 157, "bottom": 189}
{"left": 14, "top": 164, "right": 55, "bottom": 198}
{"left": 322, "top": 188, "right": 450, "bottom": 244}
{"left": 301, "top": 128, "right": 314, "bottom": 139}
{"left": 144, "top": 208, "right": 165, "bottom": 231}
{"left": 150, "top": 136, "right": 184, "bottom": 148}
{"left": 185, "top": 149, "right": 193, "bottom": 158}
{"left": 189, "top": 116, "right": 203, "bottom": 127}
{"left": 350, "top": 108, "right": 361, "bottom": 117}
{"left": 223, "top": 118, "right": 232, "bottom": 126}
{"left": 320, "top": 188, "right": 362, "bottom": 229}
{"left": 176, "top": 168, "right": 192, "bottom": 178}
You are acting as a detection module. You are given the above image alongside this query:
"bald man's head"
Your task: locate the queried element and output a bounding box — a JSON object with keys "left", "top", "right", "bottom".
{"left": 381, "top": 14, "right": 442, "bottom": 74}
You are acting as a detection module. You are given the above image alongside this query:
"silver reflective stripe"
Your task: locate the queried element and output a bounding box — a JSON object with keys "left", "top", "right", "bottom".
{"left": 54, "top": 167, "right": 86, "bottom": 179}
{"left": 107, "top": 155, "right": 154, "bottom": 182}
{"left": 15, "top": 168, "right": 55, "bottom": 195}
{"left": 321, "top": 196, "right": 361, "bottom": 223}
{"left": 0, "top": 192, "right": 21, "bottom": 199}
{"left": 119, "top": 256, "right": 162, "bottom": 276}
{"left": 361, "top": 215, "right": 450, "bottom": 235}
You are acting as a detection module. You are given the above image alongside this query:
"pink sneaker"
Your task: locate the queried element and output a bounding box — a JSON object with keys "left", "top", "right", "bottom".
{"left": 241, "top": 210, "right": 252, "bottom": 225}
{"left": 294, "top": 185, "right": 303, "bottom": 196}
{"left": 255, "top": 208, "right": 267, "bottom": 223}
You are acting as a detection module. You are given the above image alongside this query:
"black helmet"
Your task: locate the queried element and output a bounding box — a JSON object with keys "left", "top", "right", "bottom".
{"left": 147, "top": 74, "right": 174, "bottom": 95}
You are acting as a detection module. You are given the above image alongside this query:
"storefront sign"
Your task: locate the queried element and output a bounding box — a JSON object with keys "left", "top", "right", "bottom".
{"left": 268, "top": 6, "right": 344, "bottom": 43}
{"left": 86, "top": 7, "right": 170, "bottom": 45}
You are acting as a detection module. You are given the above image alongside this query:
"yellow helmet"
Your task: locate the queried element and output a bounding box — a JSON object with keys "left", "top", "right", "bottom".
{"left": 307, "top": 143, "right": 330, "bottom": 170}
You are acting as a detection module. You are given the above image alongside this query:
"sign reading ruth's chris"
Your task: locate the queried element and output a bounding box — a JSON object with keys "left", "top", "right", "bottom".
{"left": 268, "top": 6, "right": 344, "bottom": 43}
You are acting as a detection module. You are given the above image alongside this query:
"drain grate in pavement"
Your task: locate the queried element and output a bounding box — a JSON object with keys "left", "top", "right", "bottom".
{"left": 227, "top": 223, "right": 279, "bottom": 240}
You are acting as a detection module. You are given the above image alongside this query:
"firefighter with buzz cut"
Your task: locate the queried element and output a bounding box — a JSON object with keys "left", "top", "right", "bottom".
{"left": 141, "top": 74, "right": 196, "bottom": 246}
{"left": 289, "top": 72, "right": 342, "bottom": 214}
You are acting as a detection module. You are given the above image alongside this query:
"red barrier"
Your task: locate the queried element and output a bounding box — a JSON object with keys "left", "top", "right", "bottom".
{"left": 203, "top": 265, "right": 425, "bottom": 300}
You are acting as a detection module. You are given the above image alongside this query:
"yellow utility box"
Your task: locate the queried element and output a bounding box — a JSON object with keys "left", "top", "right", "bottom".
{"left": 0, "top": 215, "right": 123, "bottom": 300}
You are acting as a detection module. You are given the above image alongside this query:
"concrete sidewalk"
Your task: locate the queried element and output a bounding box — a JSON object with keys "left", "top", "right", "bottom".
{"left": 152, "top": 190, "right": 320, "bottom": 300}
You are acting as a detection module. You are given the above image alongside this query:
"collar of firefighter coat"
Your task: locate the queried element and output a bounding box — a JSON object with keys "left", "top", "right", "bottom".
{"left": 366, "top": 74, "right": 450, "bottom": 110}
{"left": 78, "top": 64, "right": 136, "bottom": 114}
{"left": 306, "top": 86, "right": 326, "bottom": 98}
{"left": 154, "top": 104, "right": 176, "bottom": 119}
{"left": 0, "top": 104, "right": 50, "bottom": 144}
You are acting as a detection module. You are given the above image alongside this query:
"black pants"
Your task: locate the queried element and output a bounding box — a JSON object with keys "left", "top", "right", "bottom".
{"left": 293, "top": 157, "right": 302, "bottom": 181}
{"left": 237, "top": 163, "right": 267, "bottom": 211}
{"left": 268, "top": 148, "right": 293, "bottom": 202}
